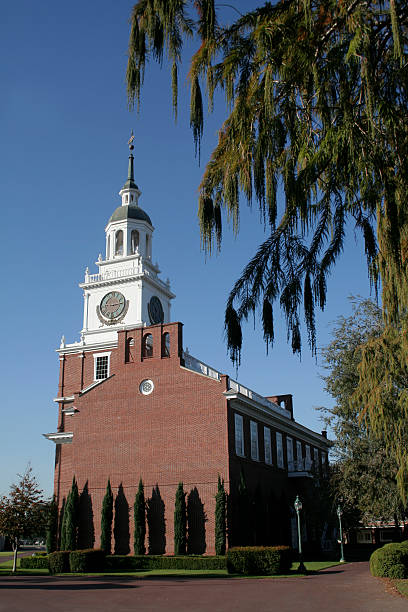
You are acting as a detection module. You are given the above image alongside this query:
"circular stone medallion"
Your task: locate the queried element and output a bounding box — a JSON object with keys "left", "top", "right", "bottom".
{"left": 139, "top": 379, "right": 154, "bottom": 395}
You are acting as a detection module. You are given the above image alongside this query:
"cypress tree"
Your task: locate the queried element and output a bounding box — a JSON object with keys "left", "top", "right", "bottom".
{"left": 214, "top": 476, "right": 226, "bottom": 555}
{"left": 64, "top": 477, "right": 79, "bottom": 550}
{"left": 60, "top": 493, "right": 69, "bottom": 551}
{"left": 100, "top": 479, "right": 113, "bottom": 555}
{"left": 134, "top": 478, "right": 146, "bottom": 555}
{"left": 174, "top": 482, "right": 186, "bottom": 555}
{"left": 46, "top": 495, "right": 59, "bottom": 553}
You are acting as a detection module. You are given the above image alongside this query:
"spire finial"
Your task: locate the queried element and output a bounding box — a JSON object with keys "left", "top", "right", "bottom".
{"left": 127, "top": 130, "right": 135, "bottom": 182}
{"left": 128, "top": 130, "right": 135, "bottom": 151}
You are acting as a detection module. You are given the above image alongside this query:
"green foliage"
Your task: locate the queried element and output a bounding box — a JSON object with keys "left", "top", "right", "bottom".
{"left": 127, "top": 0, "right": 408, "bottom": 359}
{"left": 369, "top": 542, "right": 408, "bottom": 578}
{"left": 69, "top": 549, "right": 106, "bottom": 573}
{"left": 0, "top": 466, "right": 46, "bottom": 572}
{"left": 20, "top": 556, "right": 49, "bottom": 570}
{"left": 320, "top": 297, "right": 405, "bottom": 518}
{"left": 106, "top": 555, "right": 226, "bottom": 571}
{"left": 62, "top": 477, "right": 79, "bottom": 551}
{"left": 46, "top": 496, "right": 58, "bottom": 554}
{"left": 214, "top": 475, "right": 227, "bottom": 556}
{"left": 48, "top": 551, "right": 71, "bottom": 574}
{"left": 174, "top": 482, "right": 187, "bottom": 555}
{"left": 134, "top": 479, "right": 146, "bottom": 556}
{"left": 100, "top": 480, "right": 113, "bottom": 555}
{"left": 227, "top": 546, "right": 293, "bottom": 575}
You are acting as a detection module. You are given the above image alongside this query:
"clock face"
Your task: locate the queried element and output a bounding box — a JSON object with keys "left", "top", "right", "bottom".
{"left": 100, "top": 291, "right": 126, "bottom": 320}
{"left": 148, "top": 296, "right": 164, "bottom": 324}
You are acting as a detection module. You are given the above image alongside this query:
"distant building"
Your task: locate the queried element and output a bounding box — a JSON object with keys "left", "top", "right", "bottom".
{"left": 45, "top": 144, "right": 330, "bottom": 554}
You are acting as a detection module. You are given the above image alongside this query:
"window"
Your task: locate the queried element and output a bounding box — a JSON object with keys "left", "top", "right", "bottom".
{"left": 264, "top": 427, "right": 272, "bottom": 465}
{"left": 235, "top": 414, "right": 244, "bottom": 457}
{"left": 296, "top": 440, "right": 303, "bottom": 470}
{"left": 250, "top": 421, "right": 259, "bottom": 461}
{"left": 314, "top": 448, "right": 320, "bottom": 471}
{"left": 162, "top": 332, "right": 170, "bottom": 357}
{"left": 131, "top": 230, "right": 139, "bottom": 254}
{"left": 276, "top": 432, "right": 284, "bottom": 468}
{"left": 94, "top": 352, "right": 110, "bottom": 381}
{"left": 143, "top": 334, "right": 153, "bottom": 358}
{"left": 286, "top": 437, "right": 294, "bottom": 471}
{"left": 321, "top": 452, "right": 328, "bottom": 474}
{"left": 115, "top": 230, "right": 123, "bottom": 256}
{"left": 357, "top": 530, "right": 372, "bottom": 544}
{"left": 125, "top": 337, "right": 134, "bottom": 363}
{"left": 107, "top": 235, "right": 110, "bottom": 259}
{"left": 146, "top": 234, "right": 150, "bottom": 258}
{"left": 305, "top": 445, "right": 312, "bottom": 470}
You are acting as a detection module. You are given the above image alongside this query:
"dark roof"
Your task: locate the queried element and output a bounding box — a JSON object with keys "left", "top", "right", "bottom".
{"left": 108, "top": 205, "right": 152, "bottom": 225}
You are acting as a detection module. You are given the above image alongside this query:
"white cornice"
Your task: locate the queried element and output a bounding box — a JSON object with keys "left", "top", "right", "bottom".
{"left": 43, "top": 432, "right": 73, "bottom": 445}
{"left": 53, "top": 396, "right": 75, "bottom": 403}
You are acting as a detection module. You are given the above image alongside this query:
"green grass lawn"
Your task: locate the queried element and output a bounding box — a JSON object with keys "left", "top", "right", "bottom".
{"left": 0, "top": 558, "right": 342, "bottom": 578}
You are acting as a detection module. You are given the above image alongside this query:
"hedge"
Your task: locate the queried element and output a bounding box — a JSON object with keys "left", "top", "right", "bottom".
{"left": 227, "top": 546, "right": 293, "bottom": 575}
{"left": 106, "top": 555, "right": 227, "bottom": 571}
{"left": 69, "top": 549, "right": 106, "bottom": 573}
{"left": 370, "top": 542, "right": 408, "bottom": 579}
{"left": 20, "top": 556, "right": 50, "bottom": 569}
{"left": 49, "top": 551, "right": 71, "bottom": 574}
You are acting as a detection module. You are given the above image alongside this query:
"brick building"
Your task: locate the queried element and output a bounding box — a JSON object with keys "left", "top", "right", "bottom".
{"left": 45, "top": 144, "right": 331, "bottom": 555}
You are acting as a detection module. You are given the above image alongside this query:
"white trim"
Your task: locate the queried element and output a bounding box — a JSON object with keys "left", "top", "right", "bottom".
{"left": 53, "top": 396, "right": 75, "bottom": 403}
{"left": 43, "top": 432, "right": 73, "bottom": 444}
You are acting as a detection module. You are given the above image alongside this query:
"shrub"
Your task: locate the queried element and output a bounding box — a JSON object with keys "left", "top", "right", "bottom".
{"left": 369, "top": 543, "right": 408, "bottom": 578}
{"left": 49, "top": 551, "right": 71, "bottom": 574}
{"left": 20, "top": 556, "right": 49, "bottom": 569}
{"left": 227, "top": 546, "right": 293, "bottom": 575}
{"left": 69, "top": 549, "right": 106, "bottom": 573}
{"left": 105, "top": 555, "right": 227, "bottom": 571}
{"left": 100, "top": 480, "right": 113, "bottom": 555}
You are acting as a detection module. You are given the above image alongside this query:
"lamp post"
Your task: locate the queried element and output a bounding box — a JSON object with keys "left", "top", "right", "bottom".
{"left": 294, "top": 495, "right": 306, "bottom": 573}
{"left": 337, "top": 504, "right": 345, "bottom": 563}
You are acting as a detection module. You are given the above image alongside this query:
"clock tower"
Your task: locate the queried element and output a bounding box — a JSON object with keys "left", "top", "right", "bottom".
{"left": 64, "top": 139, "right": 175, "bottom": 351}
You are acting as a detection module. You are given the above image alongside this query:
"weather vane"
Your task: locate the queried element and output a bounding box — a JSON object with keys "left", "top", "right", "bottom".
{"left": 128, "top": 130, "right": 135, "bottom": 151}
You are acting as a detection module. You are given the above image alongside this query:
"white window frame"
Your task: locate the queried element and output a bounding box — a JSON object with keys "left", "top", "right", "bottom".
{"left": 314, "top": 447, "right": 320, "bottom": 471}
{"left": 276, "top": 432, "right": 284, "bottom": 468}
{"left": 286, "top": 436, "right": 294, "bottom": 471}
{"left": 93, "top": 351, "right": 111, "bottom": 381}
{"left": 296, "top": 440, "right": 303, "bottom": 470}
{"left": 305, "top": 444, "right": 312, "bottom": 470}
{"left": 250, "top": 420, "right": 259, "bottom": 461}
{"left": 234, "top": 413, "right": 244, "bottom": 457}
{"left": 264, "top": 426, "right": 273, "bottom": 465}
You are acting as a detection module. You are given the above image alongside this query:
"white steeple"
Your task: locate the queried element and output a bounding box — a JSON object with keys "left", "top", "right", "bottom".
{"left": 59, "top": 135, "right": 176, "bottom": 351}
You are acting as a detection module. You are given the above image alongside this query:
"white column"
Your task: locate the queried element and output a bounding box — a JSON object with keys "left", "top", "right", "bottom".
{"left": 83, "top": 292, "right": 90, "bottom": 331}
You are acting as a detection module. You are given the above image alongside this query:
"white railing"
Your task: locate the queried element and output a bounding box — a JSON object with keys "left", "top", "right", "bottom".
{"left": 288, "top": 458, "right": 314, "bottom": 473}
{"left": 85, "top": 266, "right": 141, "bottom": 283}
{"left": 182, "top": 352, "right": 221, "bottom": 381}
{"left": 228, "top": 379, "right": 292, "bottom": 419}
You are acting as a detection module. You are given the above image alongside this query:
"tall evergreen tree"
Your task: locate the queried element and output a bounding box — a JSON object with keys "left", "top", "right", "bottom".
{"left": 126, "top": 1, "right": 408, "bottom": 498}
{"left": 46, "top": 495, "right": 58, "bottom": 553}
{"left": 134, "top": 478, "right": 146, "bottom": 555}
{"left": 214, "top": 475, "right": 226, "bottom": 556}
{"left": 63, "top": 477, "right": 79, "bottom": 551}
{"left": 100, "top": 479, "right": 113, "bottom": 555}
{"left": 174, "top": 482, "right": 187, "bottom": 555}
{"left": 60, "top": 493, "right": 69, "bottom": 551}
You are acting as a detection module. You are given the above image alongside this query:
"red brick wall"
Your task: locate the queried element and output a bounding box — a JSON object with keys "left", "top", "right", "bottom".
{"left": 55, "top": 323, "right": 230, "bottom": 555}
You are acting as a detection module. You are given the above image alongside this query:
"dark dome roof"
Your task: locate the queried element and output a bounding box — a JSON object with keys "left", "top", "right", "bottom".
{"left": 108, "top": 205, "right": 152, "bottom": 226}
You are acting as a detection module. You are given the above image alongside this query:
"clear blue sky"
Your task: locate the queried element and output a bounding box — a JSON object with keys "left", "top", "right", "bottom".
{"left": 1, "top": 1, "right": 372, "bottom": 497}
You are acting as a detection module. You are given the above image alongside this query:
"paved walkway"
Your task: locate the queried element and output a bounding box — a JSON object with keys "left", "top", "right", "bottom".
{"left": 0, "top": 562, "right": 407, "bottom": 612}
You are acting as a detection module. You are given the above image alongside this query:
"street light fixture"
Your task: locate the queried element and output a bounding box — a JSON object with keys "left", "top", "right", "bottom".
{"left": 337, "top": 504, "right": 345, "bottom": 563}
{"left": 294, "top": 495, "right": 306, "bottom": 573}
